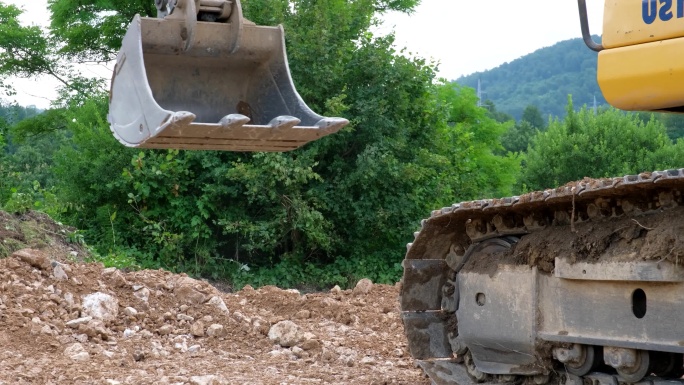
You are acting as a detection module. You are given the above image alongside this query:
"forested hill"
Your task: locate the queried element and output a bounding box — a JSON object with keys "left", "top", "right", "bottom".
{"left": 456, "top": 37, "right": 605, "bottom": 120}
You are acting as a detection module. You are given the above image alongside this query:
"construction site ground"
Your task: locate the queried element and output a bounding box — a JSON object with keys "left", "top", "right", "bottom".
{"left": 0, "top": 211, "right": 430, "bottom": 385}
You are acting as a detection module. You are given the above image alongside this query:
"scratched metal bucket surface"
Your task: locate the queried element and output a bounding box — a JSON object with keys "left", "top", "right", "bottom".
{"left": 108, "top": 15, "right": 348, "bottom": 152}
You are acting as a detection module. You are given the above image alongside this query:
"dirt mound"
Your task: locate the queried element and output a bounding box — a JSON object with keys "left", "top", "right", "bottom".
{"left": 0, "top": 247, "right": 427, "bottom": 384}
{"left": 0, "top": 210, "right": 90, "bottom": 261}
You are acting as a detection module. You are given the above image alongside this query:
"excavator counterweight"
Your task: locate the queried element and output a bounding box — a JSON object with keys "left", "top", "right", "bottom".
{"left": 108, "top": 0, "right": 348, "bottom": 152}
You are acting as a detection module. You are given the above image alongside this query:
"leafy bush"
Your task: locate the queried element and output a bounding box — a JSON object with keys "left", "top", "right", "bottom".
{"left": 521, "top": 98, "right": 684, "bottom": 190}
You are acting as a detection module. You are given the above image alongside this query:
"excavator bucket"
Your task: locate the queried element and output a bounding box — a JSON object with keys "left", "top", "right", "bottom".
{"left": 108, "top": 0, "right": 348, "bottom": 152}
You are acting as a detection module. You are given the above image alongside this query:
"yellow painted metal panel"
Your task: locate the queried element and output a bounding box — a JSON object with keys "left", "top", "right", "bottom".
{"left": 603, "top": 0, "right": 684, "bottom": 49}
{"left": 598, "top": 36, "right": 684, "bottom": 111}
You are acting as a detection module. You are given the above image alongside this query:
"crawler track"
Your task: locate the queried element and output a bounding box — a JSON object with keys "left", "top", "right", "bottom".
{"left": 400, "top": 170, "right": 684, "bottom": 385}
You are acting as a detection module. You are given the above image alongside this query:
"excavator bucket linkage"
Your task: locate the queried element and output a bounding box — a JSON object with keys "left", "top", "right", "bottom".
{"left": 108, "top": 0, "right": 348, "bottom": 152}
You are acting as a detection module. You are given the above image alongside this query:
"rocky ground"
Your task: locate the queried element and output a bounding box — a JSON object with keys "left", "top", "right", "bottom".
{"left": 0, "top": 211, "right": 429, "bottom": 385}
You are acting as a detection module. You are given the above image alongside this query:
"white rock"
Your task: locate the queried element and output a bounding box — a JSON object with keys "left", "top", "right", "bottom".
{"left": 268, "top": 350, "right": 287, "bottom": 359}
{"left": 105, "top": 380, "right": 121, "bottom": 385}
{"left": 64, "top": 292, "right": 75, "bottom": 307}
{"left": 360, "top": 356, "right": 376, "bottom": 365}
{"left": 66, "top": 316, "right": 93, "bottom": 328}
{"left": 352, "top": 278, "right": 373, "bottom": 296}
{"left": 133, "top": 287, "right": 150, "bottom": 302}
{"left": 207, "top": 296, "right": 229, "bottom": 314}
{"left": 81, "top": 292, "right": 119, "bottom": 321}
{"left": 64, "top": 343, "right": 89, "bottom": 361}
{"left": 53, "top": 264, "right": 68, "bottom": 280}
{"left": 232, "top": 311, "right": 250, "bottom": 324}
{"left": 187, "top": 344, "right": 201, "bottom": 353}
{"left": 292, "top": 346, "right": 305, "bottom": 358}
{"left": 190, "top": 321, "right": 205, "bottom": 337}
{"left": 206, "top": 324, "right": 225, "bottom": 338}
{"left": 341, "top": 355, "right": 355, "bottom": 367}
{"left": 302, "top": 332, "right": 317, "bottom": 341}
{"left": 71, "top": 351, "right": 90, "bottom": 361}
{"left": 123, "top": 329, "right": 136, "bottom": 338}
{"left": 175, "top": 341, "right": 188, "bottom": 352}
{"left": 140, "top": 330, "right": 153, "bottom": 339}
{"left": 189, "top": 375, "right": 223, "bottom": 385}
{"left": 73, "top": 334, "right": 88, "bottom": 343}
{"left": 330, "top": 285, "right": 342, "bottom": 294}
{"left": 123, "top": 307, "right": 138, "bottom": 317}
{"left": 268, "top": 320, "right": 303, "bottom": 348}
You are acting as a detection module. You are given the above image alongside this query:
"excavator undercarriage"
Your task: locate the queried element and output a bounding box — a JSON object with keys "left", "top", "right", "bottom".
{"left": 401, "top": 170, "right": 684, "bottom": 385}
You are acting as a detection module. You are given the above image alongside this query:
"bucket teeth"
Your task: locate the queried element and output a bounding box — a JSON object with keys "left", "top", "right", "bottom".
{"left": 268, "top": 116, "right": 301, "bottom": 130}
{"left": 218, "top": 114, "right": 250, "bottom": 129}
{"left": 161, "top": 111, "right": 196, "bottom": 131}
{"left": 315, "top": 117, "right": 349, "bottom": 132}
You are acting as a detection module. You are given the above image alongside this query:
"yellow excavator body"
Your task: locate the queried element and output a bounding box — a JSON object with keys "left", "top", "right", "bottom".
{"left": 598, "top": 0, "right": 684, "bottom": 111}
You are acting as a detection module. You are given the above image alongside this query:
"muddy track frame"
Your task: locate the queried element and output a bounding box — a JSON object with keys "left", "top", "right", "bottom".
{"left": 401, "top": 169, "right": 684, "bottom": 385}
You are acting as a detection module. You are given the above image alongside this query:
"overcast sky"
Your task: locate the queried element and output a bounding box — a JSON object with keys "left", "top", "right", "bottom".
{"left": 2, "top": 0, "right": 605, "bottom": 109}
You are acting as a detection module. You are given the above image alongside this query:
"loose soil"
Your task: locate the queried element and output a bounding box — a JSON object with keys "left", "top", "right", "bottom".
{"left": 0, "top": 211, "right": 430, "bottom": 385}
{"left": 466, "top": 206, "right": 684, "bottom": 275}
{"left": 510, "top": 206, "right": 684, "bottom": 271}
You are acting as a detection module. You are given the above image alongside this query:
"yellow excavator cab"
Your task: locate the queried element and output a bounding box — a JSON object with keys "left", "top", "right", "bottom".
{"left": 584, "top": 0, "right": 684, "bottom": 112}
{"left": 108, "top": 0, "right": 348, "bottom": 152}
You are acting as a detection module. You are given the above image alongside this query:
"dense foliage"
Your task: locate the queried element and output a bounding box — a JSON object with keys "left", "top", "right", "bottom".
{"left": 520, "top": 98, "right": 684, "bottom": 191}
{"left": 0, "top": 0, "right": 518, "bottom": 289}
{"left": 4, "top": 2, "right": 684, "bottom": 290}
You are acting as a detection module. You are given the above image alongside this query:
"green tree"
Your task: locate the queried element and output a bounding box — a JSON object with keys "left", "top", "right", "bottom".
{"left": 501, "top": 120, "right": 538, "bottom": 154}
{"left": 0, "top": 103, "right": 66, "bottom": 214}
{"left": 0, "top": 114, "right": 5, "bottom": 157}
{"left": 521, "top": 105, "right": 546, "bottom": 129}
{"left": 48, "top": 0, "right": 156, "bottom": 62}
{"left": 0, "top": 3, "right": 105, "bottom": 106}
{"left": 655, "top": 112, "right": 684, "bottom": 141}
{"left": 500, "top": 105, "right": 546, "bottom": 154}
{"left": 435, "top": 84, "right": 519, "bottom": 200}
{"left": 481, "top": 99, "right": 514, "bottom": 123}
{"left": 521, "top": 98, "right": 684, "bottom": 191}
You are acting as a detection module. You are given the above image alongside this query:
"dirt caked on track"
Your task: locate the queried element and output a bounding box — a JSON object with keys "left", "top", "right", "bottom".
{"left": 488, "top": 205, "right": 684, "bottom": 274}
{"left": 0, "top": 211, "right": 430, "bottom": 385}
